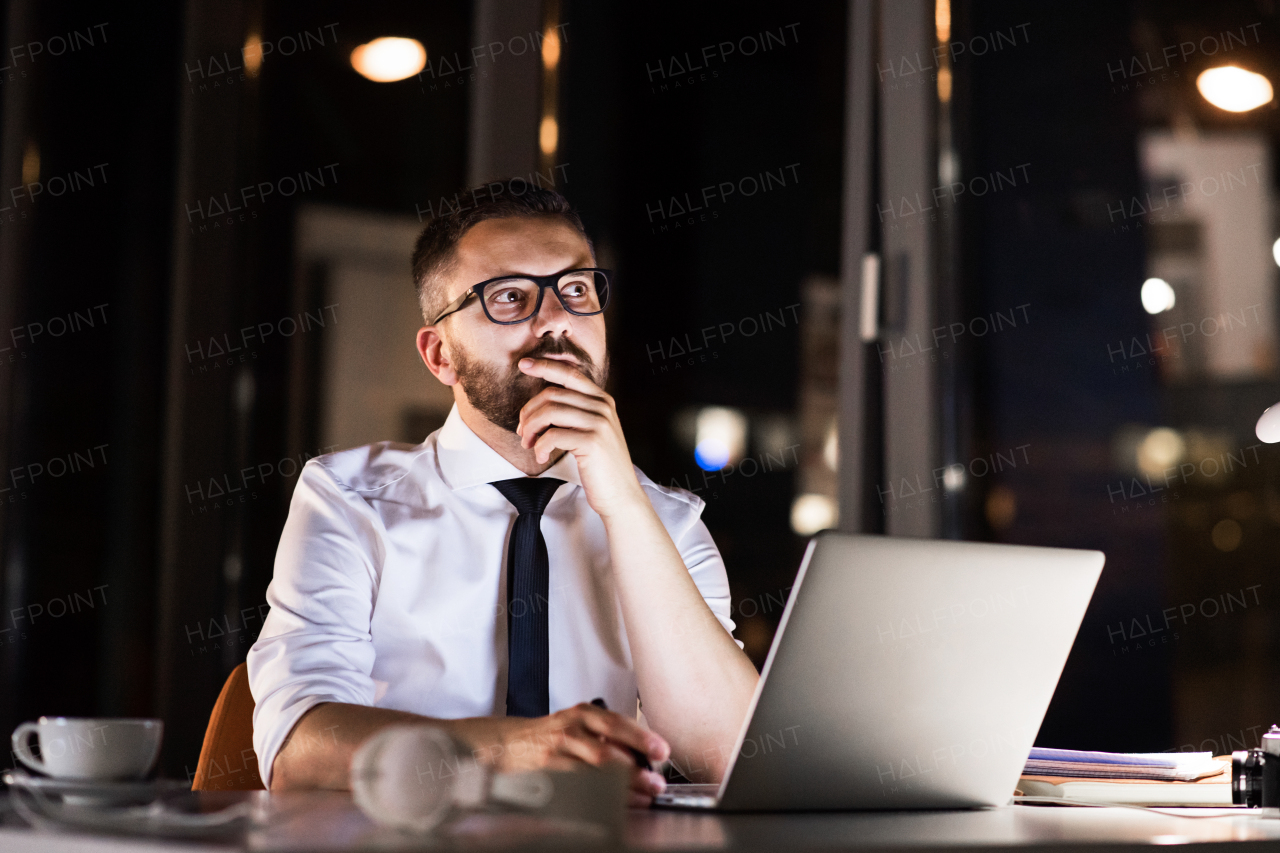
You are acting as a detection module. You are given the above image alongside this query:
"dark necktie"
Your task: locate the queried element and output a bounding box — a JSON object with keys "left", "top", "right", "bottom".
{"left": 491, "top": 476, "right": 566, "bottom": 718}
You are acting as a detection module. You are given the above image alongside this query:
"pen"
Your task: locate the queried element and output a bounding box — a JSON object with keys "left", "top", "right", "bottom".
{"left": 589, "top": 697, "right": 654, "bottom": 771}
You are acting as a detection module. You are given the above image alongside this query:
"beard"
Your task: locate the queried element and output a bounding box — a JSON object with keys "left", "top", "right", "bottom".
{"left": 452, "top": 336, "right": 609, "bottom": 434}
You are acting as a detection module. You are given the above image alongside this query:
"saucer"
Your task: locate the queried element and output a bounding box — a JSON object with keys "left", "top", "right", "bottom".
{"left": 3, "top": 768, "right": 187, "bottom": 806}
{"left": 3, "top": 769, "right": 250, "bottom": 838}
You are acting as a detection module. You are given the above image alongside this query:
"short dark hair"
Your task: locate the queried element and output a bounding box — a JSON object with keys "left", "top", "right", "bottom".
{"left": 411, "top": 182, "right": 592, "bottom": 324}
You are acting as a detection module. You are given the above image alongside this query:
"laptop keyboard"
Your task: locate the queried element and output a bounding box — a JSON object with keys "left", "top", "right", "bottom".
{"left": 653, "top": 783, "right": 719, "bottom": 809}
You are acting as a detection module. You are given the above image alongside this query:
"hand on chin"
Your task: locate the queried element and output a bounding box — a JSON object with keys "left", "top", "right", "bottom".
{"left": 515, "top": 357, "right": 644, "bottom": 518}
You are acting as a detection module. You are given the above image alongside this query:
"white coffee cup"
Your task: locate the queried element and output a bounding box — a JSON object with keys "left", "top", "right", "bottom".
{"left": 11, "top": 717, "right": 163, "bottom": 780}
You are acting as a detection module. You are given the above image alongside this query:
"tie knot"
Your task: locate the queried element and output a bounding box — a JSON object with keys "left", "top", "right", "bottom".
{"left": 491, "top": 477, "right": 566, "bottom": 516}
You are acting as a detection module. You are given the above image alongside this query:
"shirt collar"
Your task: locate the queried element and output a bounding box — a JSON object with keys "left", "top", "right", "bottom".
{"left": 435, "top": 403, "right": 582, "bottom": 495}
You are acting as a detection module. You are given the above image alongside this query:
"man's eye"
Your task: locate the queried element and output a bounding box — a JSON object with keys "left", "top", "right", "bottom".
{"left": 562, "top": 284, "right": 586, "bottom": 297}
{"left": 490, "top": 289, "right": 524, "bottom": 303}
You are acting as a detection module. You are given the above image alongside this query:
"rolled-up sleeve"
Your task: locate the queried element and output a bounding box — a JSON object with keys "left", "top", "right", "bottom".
{"left": 651, "top": 483, "right": 742, "bottom": 648}
{"left": 247, "top": 460, "right": 384, "bottom": 788}
{"left": 678, "top": 520, "right": 742, "bottom": 647}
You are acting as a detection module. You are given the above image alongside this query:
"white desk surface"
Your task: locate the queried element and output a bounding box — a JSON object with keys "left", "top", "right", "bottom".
{"left": 3, "top": 791, "right": 1280, "bottom": 851}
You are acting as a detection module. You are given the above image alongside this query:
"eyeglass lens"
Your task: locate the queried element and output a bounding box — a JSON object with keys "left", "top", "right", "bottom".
{"left": 482, "top": 271, "right": 609, "bottom": 323}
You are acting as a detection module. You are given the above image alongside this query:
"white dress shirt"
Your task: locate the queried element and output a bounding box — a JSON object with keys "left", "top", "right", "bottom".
{"left": 247, "top": 403, "right": 737, "bottom": 787}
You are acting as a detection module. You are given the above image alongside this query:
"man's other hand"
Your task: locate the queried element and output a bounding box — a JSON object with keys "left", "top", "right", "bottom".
{"left": 469, "top": 702, "right": 670, "bottom": 808}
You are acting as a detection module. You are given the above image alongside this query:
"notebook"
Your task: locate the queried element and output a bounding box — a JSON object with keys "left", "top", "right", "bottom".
{"left": 1018, "top": 756, "right": 1233, "bottom": 806}
{"left": 1023, "top": 747, "right": 1225, "bottom": 781}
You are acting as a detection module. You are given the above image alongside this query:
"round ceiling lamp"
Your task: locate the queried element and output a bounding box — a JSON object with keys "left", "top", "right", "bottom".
{"left": 1196, "top": 66, "right": 1273, "bottom": 112}
{"left": 350, "top": 37, "right": 426, "bottom": 83}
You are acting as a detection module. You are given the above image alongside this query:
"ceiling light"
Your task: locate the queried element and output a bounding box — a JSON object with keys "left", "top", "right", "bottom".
{"left": 350, "top": 37, "right": 426, "bottom": 83}
{"left": 1196, "top": 66, "right": 1273, "bottom": 113}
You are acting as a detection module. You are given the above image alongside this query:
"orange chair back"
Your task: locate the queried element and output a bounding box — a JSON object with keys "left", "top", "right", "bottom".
{"left": 192, "top": 662, "right": 264, "bottom": 791}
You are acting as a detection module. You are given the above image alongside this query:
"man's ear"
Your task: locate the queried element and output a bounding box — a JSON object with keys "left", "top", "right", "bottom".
{"left": 417, "top": 327, "right": 459, "bottom": 386}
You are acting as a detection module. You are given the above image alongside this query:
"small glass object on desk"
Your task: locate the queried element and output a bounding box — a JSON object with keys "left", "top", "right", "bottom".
{"left": 349, "top": 725, "right": 553, "bottom": 833}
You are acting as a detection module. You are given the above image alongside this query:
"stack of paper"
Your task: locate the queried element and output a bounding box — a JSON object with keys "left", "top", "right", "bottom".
{"left": 1023, "top": 748, "right": 1226, "bottom": 782}
{"left": 1018, "top": 748, "right": 1232, "bottom": 806}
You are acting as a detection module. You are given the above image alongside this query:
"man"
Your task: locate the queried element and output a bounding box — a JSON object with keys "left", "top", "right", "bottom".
{"left": 247, "top": 184, "right": 759, "bottom": 807}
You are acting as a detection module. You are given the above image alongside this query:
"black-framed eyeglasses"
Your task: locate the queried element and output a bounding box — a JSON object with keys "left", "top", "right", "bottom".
{"left": 429, "top": 268, "right": 613, "bottom": 326}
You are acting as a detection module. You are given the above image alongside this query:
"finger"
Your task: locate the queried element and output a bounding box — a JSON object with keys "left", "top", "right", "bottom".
{"left": 518, "top": 357, "right": 605, "bottom": 396}
{"left": 518, "top": 387, "right": 600, "bottom": 438}
{"left": 520, "top": 403, "right": 604, "bottom": 449}
{"left": 574, "top": 706, "right": 670, "bottom": 763}
{"left": 543, "top": 754, "right": 585, "bottom": 772}
{"left": 632, "top": 768, "right": 666, "bottom": 797}
{"left": 519, "top": 386, "right": 611, "bottom": 425}
{"left": 557, "top": 728, "right": 634, "bottom": 767}
{"left": 530, "top": 427, "right": 584, "bottom": 464}
{"left": 627, "top": 769, "right": 664, "bottom": 808}
{"left": 576, "top": 701, "right": 665, "bottom": 753}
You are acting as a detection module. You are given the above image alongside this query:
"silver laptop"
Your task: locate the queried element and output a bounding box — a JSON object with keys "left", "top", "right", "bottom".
{"left": 654, "top": 532, "right": 1104, "bottom": 811}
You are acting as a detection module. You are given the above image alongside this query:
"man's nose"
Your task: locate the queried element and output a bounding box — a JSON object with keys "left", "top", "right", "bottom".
{"left": 531, "top": 286, "right": 574, "bottom": 335}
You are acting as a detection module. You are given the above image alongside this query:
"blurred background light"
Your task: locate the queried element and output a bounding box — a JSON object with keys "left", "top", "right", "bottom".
{"left": 694, "top": 439, "right": 730, "bottom": 471}
{"left": 21, "top": 140, "right": 38, "bottom": 185}
{"left": 244, "top": 33, "right": 264, "bottom": 77}
{"left": 934, "top": 0, "right": 952, "bottom": 104}
{"left": 1272, "top": 236, "right": 1280, "bottom": 268}
{"left": 1141, "top": 277, "right": 1176, "bottom": 314}
{"left": 791, "top": 493, "right": 837, "bottom": 535}
{"left": 350, "top": 37, "right": 427, "bottom": 82}
{"left": 754, "top": 413, "right": 798, "bottom": 460}
{"left": 942, "top": 463, "right": 965, "bottom": 492}
{"left": 1136, "top": 427, "right": 1185, "bottom": 477}
{"left": 694, "top": 406, "right": 747, "bottom": 471}
{"left": 823, "top": 420, "right": 838, "bottom": 471}
{"left": 984, "top": 485, "right": 1017, "bottom": 530}
{"left": 542, "top": 27, "right": 561, "bottom": 69}
{"left": 1211, "top": 518, "right": 1242, "bottom": 552}
{"left": 1196, "top": 66, "right": 1273, "bottom": 112}
{"left": 539, "top": 116, "right": 559, "bottom": 157}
